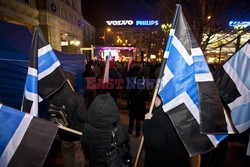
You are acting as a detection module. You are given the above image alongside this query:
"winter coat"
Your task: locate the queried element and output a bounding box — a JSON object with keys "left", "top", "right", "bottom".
{"left": 142, "top": 106, "right": 190, "bottom": 167}
{"left": 127, "top": 65, "right": 148, "bottom": 120}
{"left": 127, "top": 88, "right": 148, "bottom": 120}
{"left": 49, "top": 83, "right": 86, "bottom": 136}
{"left": 81, "top": 94, "right": 129, "bottom": 167}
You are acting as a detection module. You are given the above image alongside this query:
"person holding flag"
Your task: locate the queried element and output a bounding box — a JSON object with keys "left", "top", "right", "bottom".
{"left": 135, "top": 4, "right": 234, "bottom": 167}
{"left": 143, "top": 96, "right": 190, "bottom": 167}
{"left": 21, "top": 25, "right": 86, "bottom": 167}
{"left": 153, "top": 4, "right": 233, "bottom": 157}
{"left": 48, "top": 80, "right": 87, "bottom": 167}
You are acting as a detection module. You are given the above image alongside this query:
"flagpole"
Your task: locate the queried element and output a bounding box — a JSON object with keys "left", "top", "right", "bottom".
{"left": 133, "top": 4, "right": 181, "bottom": 167}
{"left": 58, "top": 124, "right": 82, "bottom": 135}
{"left": 66, "top": 79, "right": 75, "bottom": 91}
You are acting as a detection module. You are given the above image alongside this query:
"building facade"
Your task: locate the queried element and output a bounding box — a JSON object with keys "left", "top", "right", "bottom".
{"left": 205, "top": 31, "right": 250, "bottom": 64}
{"left": 96, "top": 20, "right": 165, "bottom": 62}
{"left": 0, "top": 0, "right": 96, "bottom": 53}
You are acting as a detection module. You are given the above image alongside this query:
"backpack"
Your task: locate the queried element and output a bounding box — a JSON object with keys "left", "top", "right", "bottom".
{"left": 47, "top": 104, "right": 69, "bottom": 127}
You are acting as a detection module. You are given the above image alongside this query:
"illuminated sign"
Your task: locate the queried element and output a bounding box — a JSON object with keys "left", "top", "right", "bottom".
{"left": 106, "top": 20, "right": 134, "bottom": 26}
{"left": 106, "top": 20, "right": 159, "bottom": 26}
{"left": 136, "top": 20, "right": 158, "bottom": 26}
{"left": 229, "top": 21, "right": 250, "bottom": 28}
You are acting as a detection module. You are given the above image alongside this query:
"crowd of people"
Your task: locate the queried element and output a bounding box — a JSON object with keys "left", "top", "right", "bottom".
{"left": 44, "top": 59, "right": 249, "bottom": 167}
{"left": 44, "top": 59, "right": 176, "bottom": 167}
{"left": 82, "top": 60, "right": 161, "bottom": 108}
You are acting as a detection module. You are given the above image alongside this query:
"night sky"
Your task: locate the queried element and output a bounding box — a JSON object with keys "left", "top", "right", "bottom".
{"left": 82, "top": 0, "right": 250, "bottom": 28}
{"left": 82, "top": 0, "right": 157, "bottom": 28}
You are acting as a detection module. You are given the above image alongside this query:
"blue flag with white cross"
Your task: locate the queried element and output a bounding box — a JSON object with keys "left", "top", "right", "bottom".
{"left": 158, "top": 5, "right": 234, "bottom": 156}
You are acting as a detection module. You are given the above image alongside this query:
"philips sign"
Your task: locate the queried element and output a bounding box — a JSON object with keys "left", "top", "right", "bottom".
{"left": 106, "top": 20, "right": 159, "bottom": 26}
{"left": 136, "top": 20, "right": 158, "bottom": 26}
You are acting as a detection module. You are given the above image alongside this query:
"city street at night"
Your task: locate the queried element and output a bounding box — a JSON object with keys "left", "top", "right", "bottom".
{"left": 0, "top": 0, "right": 250, "bottom": 167}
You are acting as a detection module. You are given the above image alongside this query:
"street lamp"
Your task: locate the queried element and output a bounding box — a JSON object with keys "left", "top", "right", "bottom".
{"left": 107, "top": 27, "right": 111, "bottom": 32}
{"left": 104, "top": 27, "right": 112, "bottom": 45}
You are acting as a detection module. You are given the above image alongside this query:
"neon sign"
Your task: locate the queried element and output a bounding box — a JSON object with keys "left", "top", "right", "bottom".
{"left": 106, "top": 20, "right": 159, "bottom": 26}
{"left": 229, "top": 21, "right": 250, "bottom": 28}
{"left": 106, "top": 20, "right": 134, "bottom": 26}
{"left": 136, "top": 20, "right": 158, "bottom": 26}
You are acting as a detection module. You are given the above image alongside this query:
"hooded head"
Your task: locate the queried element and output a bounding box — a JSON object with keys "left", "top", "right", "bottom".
{"left": 87, "top": 94, "right": 119, "bottom": 128}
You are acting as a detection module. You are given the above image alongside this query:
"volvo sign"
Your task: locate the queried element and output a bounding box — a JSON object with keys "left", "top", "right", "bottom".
{"left": 106, "top": 20, "right": 134, "bottom": 26}
{"left": 106, "top": 20, "right": 159, "bottom": 26}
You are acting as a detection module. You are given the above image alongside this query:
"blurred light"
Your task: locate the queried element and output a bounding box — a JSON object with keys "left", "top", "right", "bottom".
{"left": 107, "top": 28, "right": 111, "bottom": 32}
{"left": 208, "top": 57, "right": 215, "bottom": 63}
{"left": 70, "top": 40, "right": 80, "bottom": 46}
{"left": 150, "top": 54, "right": 156, "bottom": 59}
{"left": 161, "top": 24, "right": 167, "bottom": 29}
{"left": 61, "top": 41, "right": 68, "bottom": 46}
{"left": 161, "top": 23, "right": 171, "bottom": 33}
{"left": 75, "top": 40, "right": 80, "bottom": 46}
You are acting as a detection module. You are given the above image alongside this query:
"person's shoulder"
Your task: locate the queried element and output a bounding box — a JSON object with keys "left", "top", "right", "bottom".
{"left": 152, "top": 106, "right": 168, "bottom": 119}
{"left": 115, "top": 121, "right": 126, "bottom": 133}
{"left": 66, "top": 91, "right": 84, "bottom": 101}
{"left": 74, "top": 92, "right": 85, "bottom": 100}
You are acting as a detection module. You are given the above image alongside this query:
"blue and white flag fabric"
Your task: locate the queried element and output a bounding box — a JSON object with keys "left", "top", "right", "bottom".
{"left": 214, "top": 40, "right": 250, "bottom": 155}
{"left": 22, "top": 26, "right": 66, "bottom": 116}
{"left": 158, "top": 5, "right": 233, "bottom": 156}
{"left": 0, "top": 104, "right": 58, "bottom": 167}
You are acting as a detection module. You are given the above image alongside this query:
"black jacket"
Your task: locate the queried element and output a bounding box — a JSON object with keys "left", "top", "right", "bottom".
{"left": 127, "top": 65, "right": 148, "bottom": 120}
{"left": 142, "top": 106, "right": 190, "bottom": 167}
{"left": 81, "top": 94, "right": 129, "bottom": 167}
{"left": 49, "top": 83, "right": 86, "bottom": 132}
